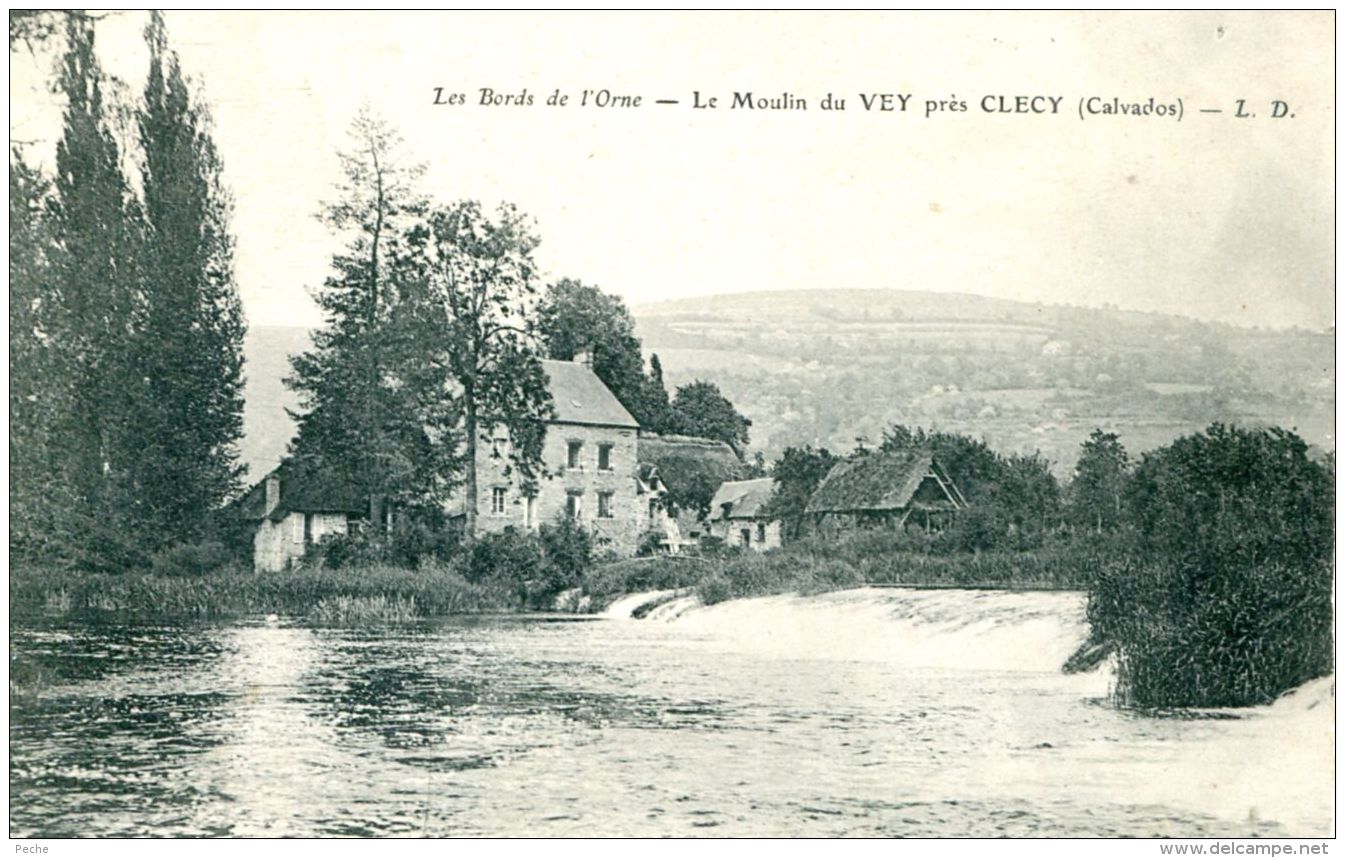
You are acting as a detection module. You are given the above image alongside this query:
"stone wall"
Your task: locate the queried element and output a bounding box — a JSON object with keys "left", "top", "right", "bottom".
{"left": 253, "top": 511, "right": 349, "bottom": 571}
{"left": 710, "top": 517, "right": 783, "bottom": 552}
{"left": 473, "top": 423, "right": 655, "bottom": 556}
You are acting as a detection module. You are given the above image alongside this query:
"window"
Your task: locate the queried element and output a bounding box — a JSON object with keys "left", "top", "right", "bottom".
{"left": 490, "top": 437, "right": 506, "bottom": 459}
{"left": 598, "top": 491, "right": 614, "bottom": 519}
{"left": 567, "top": 440, "right": 583, "bottom": 469}
{"left": 757, "top": 522, "right": 767, "bottom": 543}
{"left": 491, "top": 487, "right": 507, "bottom": 515}
{"left": 566, "top": 491, "right": 583, "bottom": 520}
{"left": 741, "top": 528, "right": 752, "bottom": 546}
{"left": 649, "top": 499, "right": 658, "bottom": 520}
{"left": 598, "top": 443, "right": 613, "bottom": 471}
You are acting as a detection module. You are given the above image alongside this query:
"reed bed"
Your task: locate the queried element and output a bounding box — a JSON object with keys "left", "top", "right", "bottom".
{"left": 11, "top": 562, "right": 506, "bottom": 623}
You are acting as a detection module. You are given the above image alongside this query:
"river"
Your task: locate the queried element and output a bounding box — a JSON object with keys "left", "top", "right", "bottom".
{"left": 9, "top": 587, "right": 1334, "bottom": 837}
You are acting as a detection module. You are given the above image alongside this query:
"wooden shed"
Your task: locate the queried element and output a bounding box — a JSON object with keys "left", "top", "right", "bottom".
{"left": 804, "top": 450, "right": 967, "bottom": 537}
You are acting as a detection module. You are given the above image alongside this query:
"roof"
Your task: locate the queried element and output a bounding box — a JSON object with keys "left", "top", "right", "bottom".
{"left": 635, "top": 461, "right": 665, "bottom": 493}
{"left": 237, "top": 459, "right": 370, "bottom": 522}
{"left": 637, "top": 433, "right": 746, "bottom": 503}
{"left": 540, "top": 359, "right": 639, "bottom": 429}
{"left": 638, "top": 433, "right": 742, "bottom": 469}
{"left": 709, "top": 478, "right": 777, "bottom": 521}
{"left": 805, "top": 450, "right": 965, "bottom": 514}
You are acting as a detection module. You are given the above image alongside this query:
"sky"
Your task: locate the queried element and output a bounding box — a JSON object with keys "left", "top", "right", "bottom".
{"left": 9, "top": 11, "right": 1335, "bottom": 330}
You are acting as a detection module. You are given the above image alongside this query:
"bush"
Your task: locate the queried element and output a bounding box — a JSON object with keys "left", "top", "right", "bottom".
{"left": 149, "top": 540, "right": 234, "bottom": 577}
{"left": 538, "top": 517, "right": 593, "bottom": 596}
{"left": 1087, "top": 425, "right": 1334, "bottom": 708}
{"left": 11, "top": 561, "right": 502, "bottom": 622}
{"left": 581, "top": 555, "right": 711, "bottom": 603}
{"left": 1092, "top": 556, "right": 1332, "bottom": 708}
{"left": 636, "top": 530, "right": 665, "bottom": 557}
{"left": 305, "top": 516, "right": 461, "bottom": 571}
{"left": 697, "top": 575, "right": 733, "bottom": 605}
{"left": 466, "top": 527, "right": 546, "bottom": 597}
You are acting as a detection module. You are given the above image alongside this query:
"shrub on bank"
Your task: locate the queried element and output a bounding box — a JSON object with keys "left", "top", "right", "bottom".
{"left": 1091, "top": 555, "right": 1333, "bottom": 708}
{"left": 148, "top": 540, "right": 235, "bottom": 577}
{"left": 1086, "top": 425, "right": 1333, "bottom": 708}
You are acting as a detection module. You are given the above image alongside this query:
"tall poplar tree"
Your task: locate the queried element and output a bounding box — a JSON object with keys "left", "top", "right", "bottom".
{"left": 135, "top": 11, "right": 246, "bottom": 544}
{"left": 9, "top": 152, "right": 77, "bottom": 563}
{"left": 48, "top": 15, "right": 146, "bottom": 568}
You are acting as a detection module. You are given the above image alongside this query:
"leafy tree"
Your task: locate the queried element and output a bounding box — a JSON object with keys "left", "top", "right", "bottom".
{"left": 644, "top": 353, "right": 673, "bottom": 428}
{"left": 1125, "top": 423, "right": 1332, "bottom": 570}
{"left": 536, "top": 278, "right": 673, "bottom": 431}
{"left": 670, "top": 380, "right": 751, "bottom": 453}
{"left": 408, "top": 200, "right": 555, "bottom": 535}
{"left": 1067, "top": 429, "right": 1131, "bottom": 534}
{"left": 287, "top": 111, "right": 453, "bottom": 524}
{"left": 764, "top": 445, "right": 839, "bottom": 539}
{"left": 134, "top": 11, "right": 246, "bottom": 545}
{"left": 664, "top": 457, "right": 734, "bottom": 519}
{"left": 997, "top": 451, "right": 1062, "bottom": 543}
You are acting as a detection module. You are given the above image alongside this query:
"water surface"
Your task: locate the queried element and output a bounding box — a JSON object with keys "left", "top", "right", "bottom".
{"left": 9, "top": 588, "right": 1333, "bottom": 837}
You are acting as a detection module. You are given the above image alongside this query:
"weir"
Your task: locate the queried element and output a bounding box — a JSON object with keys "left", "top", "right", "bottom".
{"left": 607, "top": 586, "right": 1098, "bottom": 674}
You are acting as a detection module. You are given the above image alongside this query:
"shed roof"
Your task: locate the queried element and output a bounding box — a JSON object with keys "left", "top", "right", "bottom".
{"left": 237, "top": 459, "right": 369, "bottom": 522}
{"left": 805, "top": 450, "right": 965, "bottom": 514}
{"left": 709, "top": 478, "right": 777, "bottom": 521}
{"left": 540, "top": 359, "right": 639, "bottom": 429}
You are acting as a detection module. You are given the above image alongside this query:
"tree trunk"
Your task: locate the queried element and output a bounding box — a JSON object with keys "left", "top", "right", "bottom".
{"left": 464, "top": 381, "right": 478, "bottom": 538}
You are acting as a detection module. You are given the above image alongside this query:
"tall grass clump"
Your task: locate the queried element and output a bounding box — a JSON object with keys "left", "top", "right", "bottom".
{"left": 1086, "top": 425, "right": 1333, "bottom": 708}
{"left": 309, "top": 595, "right": 419, "bottom": 626}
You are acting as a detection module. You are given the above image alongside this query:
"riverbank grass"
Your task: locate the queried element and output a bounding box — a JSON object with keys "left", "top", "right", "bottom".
{"left": 10, "top": 562, "right": 505, "bottom": 623}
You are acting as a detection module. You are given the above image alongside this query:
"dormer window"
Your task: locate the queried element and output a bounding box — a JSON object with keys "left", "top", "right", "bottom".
{"left": 567, "top": 440, "right": 583, "bottom": 469}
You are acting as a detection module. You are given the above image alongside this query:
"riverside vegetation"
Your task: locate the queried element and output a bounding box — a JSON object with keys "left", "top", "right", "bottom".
{"left": 13, "top": 422, "right": 1333, "bottom": 712}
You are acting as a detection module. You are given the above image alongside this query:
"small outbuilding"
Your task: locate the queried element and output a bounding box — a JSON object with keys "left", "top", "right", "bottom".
{"left": 237, "top": 460, "right": 374, "bottom": 571}
{"left": 708, "top": 477, "right": 782, "bottom": 551}
{"left": 804, "top": 450, "right": 967, "bottom": 538}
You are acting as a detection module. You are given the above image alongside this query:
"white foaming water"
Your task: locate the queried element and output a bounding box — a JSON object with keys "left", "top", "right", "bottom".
{"left": 607, "top": 586, "right": 1333, "bottom": 835}
{"left": 612, "top": 586, "right": 1098, "bottom": 674}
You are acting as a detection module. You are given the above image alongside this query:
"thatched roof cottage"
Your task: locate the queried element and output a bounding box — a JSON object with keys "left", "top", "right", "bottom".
{"left": 804, "top": 450, "right": 967, "bottom": 537}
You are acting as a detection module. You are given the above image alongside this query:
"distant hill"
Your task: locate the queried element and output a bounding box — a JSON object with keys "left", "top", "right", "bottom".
{"left": 631, "top": 290, "right": 1334, "bottom": 477}
{"left": 238, "top": 289, "right": 1333, "bottom": 485}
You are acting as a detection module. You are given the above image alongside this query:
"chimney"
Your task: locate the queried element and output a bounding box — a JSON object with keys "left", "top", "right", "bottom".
{"left": 573, "top": 348, "right": 593, "bottom": 368}
{"left": 264, "top": 474, "right": 280, "bottom": 517}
